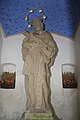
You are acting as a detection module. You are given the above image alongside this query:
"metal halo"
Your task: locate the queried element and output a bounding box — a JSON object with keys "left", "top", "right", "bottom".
{"left": 25, "top": 9, "right": 47, "bottom": 28}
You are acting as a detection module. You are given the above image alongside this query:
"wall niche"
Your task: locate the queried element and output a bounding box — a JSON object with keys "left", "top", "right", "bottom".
{"left": 0, "top": 63, "right": 16, "bottom": 89}
{"left": 62, "top": 63, "right": 78, "bottom": 88}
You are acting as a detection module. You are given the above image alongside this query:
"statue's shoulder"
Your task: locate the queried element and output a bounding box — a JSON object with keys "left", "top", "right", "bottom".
{"left": 43, "top": 31, "right": 53, "bottom": 39}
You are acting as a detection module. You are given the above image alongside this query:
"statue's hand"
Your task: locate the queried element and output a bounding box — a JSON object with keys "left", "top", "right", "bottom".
{"left": 23, "top": 31, "right": 29, "bottom": 36}
{"left": 23, "top": 31, "right": 31, "bottom": 39}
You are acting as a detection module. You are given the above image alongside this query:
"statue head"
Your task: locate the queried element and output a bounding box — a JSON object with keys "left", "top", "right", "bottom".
{"left": 32, "top": 18, "right": 44, "bottom": 31}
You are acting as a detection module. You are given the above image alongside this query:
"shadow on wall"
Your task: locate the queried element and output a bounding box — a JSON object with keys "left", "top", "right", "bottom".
{"left": 68, "top": 0, "right": 80, "bottom": 38}
{"left": 74, "top": 32, "right": 80, "bottom": 120}
{"left": 70, "top": 0, "right": 80, "bottom": 118}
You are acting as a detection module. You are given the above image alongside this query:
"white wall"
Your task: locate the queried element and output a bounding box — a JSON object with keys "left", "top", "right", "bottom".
{"left": 0, "top": 30, "right": 3, "bottom": 67}
{"left": 0, "top": 37, "right": 2, "bottom": 63}
{"left": 0, "top": 34, "right": 26, "bottom": 120}
{"left": 0, "top": 26, "right": 4, "bottom": 119}
{"left": 51, "top": 34, "right": 78, "bottom": 120}
{"left": 0, "top": 33, "right": 79, "bottom": 120}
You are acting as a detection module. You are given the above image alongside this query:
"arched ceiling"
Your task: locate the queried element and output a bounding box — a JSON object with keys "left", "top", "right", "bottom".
{"left": 0, "top": 0, "right": 80, "bottom": 38}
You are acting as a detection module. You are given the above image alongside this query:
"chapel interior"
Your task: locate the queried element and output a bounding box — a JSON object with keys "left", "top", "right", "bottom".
{"left": 0, "top": 0, "right": 80, "bottom": 120}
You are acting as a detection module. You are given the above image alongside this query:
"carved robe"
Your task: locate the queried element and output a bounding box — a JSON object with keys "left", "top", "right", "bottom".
{"left": 22, "top": 31, "right": 58, "bottom": 111}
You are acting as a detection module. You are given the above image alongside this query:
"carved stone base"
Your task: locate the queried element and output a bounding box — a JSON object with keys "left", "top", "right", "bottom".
{"left": 21, "top": 111, "right": 61, "bottom": 120}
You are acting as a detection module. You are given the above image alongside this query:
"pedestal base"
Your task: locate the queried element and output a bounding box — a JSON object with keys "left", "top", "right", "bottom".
{"left": 21, "top": 111, "right": 61, "bottom": 120}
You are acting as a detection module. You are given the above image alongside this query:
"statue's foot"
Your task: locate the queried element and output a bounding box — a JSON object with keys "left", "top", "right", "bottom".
{"left": 25, "top": 108, "right": 31, "bottom": 113}
{"left": 26, "top": 107, "right": 34, "bottom": 113}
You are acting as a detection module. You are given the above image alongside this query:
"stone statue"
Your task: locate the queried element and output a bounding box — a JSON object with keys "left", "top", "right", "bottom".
{"left": 22, "top": 18, "right": 59, "bottom": 119}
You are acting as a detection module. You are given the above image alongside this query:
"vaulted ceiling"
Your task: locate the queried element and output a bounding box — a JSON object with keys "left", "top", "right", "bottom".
{"left": 0, "top": 0, "right": 80, "bottom": 38}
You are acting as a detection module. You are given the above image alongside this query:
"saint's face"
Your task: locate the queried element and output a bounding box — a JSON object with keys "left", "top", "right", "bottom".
{"left": 33, "top": 22, "right": 43, "bottom": 31}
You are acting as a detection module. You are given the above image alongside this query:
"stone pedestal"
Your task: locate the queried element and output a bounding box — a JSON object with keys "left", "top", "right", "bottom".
{"left": 21, "top": 111, "right": 61, "bottom": 120}
{"left": 25, "top": 112, "right": 52, "bottom": 120}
